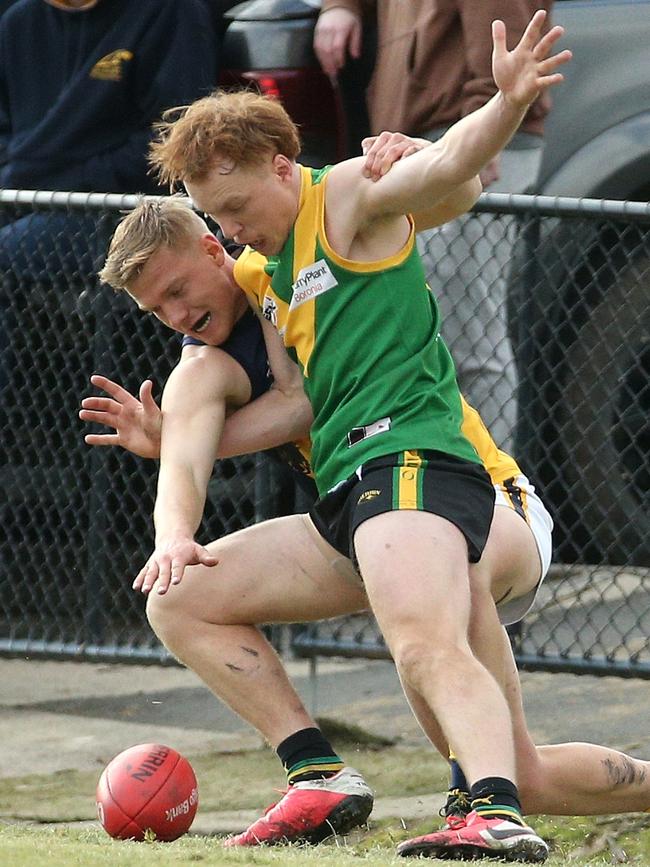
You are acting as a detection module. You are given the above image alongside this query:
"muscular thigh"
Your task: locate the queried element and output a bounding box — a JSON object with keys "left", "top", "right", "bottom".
{"left": 156, "top": 514, "right": 368, "bottom": 625}
{"left": 472, "top": 505, "right": 541, "bottom": 607}
{"left": 354, "top": 510, "right": 473, "bottom": 647}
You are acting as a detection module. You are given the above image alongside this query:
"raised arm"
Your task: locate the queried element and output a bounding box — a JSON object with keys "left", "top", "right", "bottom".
{"left": 360, "top": 131, "right": 482, "bottom": 232}
{"left": 337, "top": 11, "right": 570, "bottom": 225}
{"left": 134, "top": 347, "right": 250, "bottom": 596}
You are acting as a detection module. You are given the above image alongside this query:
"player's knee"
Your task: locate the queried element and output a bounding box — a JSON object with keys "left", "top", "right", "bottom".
{"left": 145, "top": 589, "right": 186, "bottom": 647}
{"left": 392, "top": 636, "right": 466, "bottom": 692}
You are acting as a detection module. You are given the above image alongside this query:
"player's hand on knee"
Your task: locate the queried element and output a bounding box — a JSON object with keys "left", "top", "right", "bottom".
{"left": 361, "top": 131, "right": 430, "bottom": 181}
{"left": 80, "top": 374, "right": 162, "bottom": 459}
{"left": 133, "top": 538, "right": 218, "bottom": 596}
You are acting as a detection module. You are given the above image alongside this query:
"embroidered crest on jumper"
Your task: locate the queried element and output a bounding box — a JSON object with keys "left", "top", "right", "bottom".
{"left": 90, "top": 50, "right": 133, "bottom": 81}
{"left": 289, "top": 259, "right": 338, "bottom": 310}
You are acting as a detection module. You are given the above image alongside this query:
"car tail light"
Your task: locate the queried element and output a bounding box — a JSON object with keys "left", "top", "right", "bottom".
{"left": 219, "top": 68, "right": 347, "bottom": 167}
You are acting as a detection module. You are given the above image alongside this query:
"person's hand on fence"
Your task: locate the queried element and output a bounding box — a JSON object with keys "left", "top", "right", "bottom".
{"left": 80, "top": 374, "right": 162, "bottom": 459}
{"left": 361, "top": 131, "right": 430, "bottom": 180}
{"left": 492, "top": 10, "right": 571, "bottom": 110}
{"left": 314, "top": 6, "right": 362, "bottom": 78}
{"left": 133, "top": 536, "right": 218, "bottom": 596}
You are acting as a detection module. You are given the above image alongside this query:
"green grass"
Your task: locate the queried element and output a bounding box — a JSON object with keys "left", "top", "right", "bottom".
{"left": 4, "top": 819, "right": 650, "bottom": 867}
{"left": 2, "top": 740, "right": 650, "bottom": 865}
{"left": 0, "top": 745, "right": 447, "bottom": 823}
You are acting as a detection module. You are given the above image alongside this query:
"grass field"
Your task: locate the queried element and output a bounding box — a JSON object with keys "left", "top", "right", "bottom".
{"left": 2, "top": 735, "right": 650, "bottom": 865}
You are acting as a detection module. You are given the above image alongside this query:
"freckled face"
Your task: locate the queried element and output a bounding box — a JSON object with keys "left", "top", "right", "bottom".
{"left": 128, "top": 235, "right": 246, "bottom": 346}
{"left": 185, "top": 155, "right": 299, "bottom": 257}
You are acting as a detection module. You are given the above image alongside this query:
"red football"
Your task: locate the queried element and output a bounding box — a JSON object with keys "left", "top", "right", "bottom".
{"left": 96, "top": 743, "right": 198, "bottom": 841}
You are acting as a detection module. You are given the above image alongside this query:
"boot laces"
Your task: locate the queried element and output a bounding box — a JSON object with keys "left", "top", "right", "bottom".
{"left": 439, "top": 788, "right": 471, "bottom": 828}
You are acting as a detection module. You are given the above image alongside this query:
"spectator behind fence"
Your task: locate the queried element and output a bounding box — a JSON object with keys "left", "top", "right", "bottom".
{"left": 0, "top": 0, "right": 217, "bottom": 194}
{"left": 0, "top": 0, "right": 218, "bottom": 397}
{"left": 315, "top": 0, "right": 553, "bottom": 453}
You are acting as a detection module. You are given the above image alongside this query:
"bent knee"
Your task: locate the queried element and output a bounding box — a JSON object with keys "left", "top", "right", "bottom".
{"left": 145, "top": 589, "right": 172, "bottom": 634}
{"left": 145, "top": 586, "right": 192, "bottom": 642}
{"left": 393, "top": 638, "right": 469, "bottom": 690}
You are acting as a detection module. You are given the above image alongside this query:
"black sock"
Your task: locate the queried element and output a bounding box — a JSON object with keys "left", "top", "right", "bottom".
{"left": 470, "top": 776, "right": 524, "bottom": 825}
{"left": 276, "top": 727, "right": 344, "bottom": 785}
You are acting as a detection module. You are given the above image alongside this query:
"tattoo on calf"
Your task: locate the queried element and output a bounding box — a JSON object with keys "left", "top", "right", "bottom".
{"left": 603, "top": 755, "right": 647, "bottom": 786}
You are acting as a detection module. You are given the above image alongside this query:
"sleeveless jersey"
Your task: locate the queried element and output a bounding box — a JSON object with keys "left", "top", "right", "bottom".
{"left": 176, "top": 251, "right": 521, "bottom": 494}
{"left": 235, "top": 164, "right": 480, "bottom": 493}
{"left": 459, "top": 396, "right": 521, "bottom": 484}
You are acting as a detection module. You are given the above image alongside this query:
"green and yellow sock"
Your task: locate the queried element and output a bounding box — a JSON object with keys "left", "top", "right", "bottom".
{"left": 277, "top": 727, "right": 344, "bottom": 785}
{"left": 470, "top": 776, "right": 525, "bottom": 826}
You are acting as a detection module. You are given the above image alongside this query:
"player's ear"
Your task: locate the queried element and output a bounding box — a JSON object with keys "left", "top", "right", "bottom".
{"left": 200, "top": 232, "right": 225, "bottom": 265}
{"left": 272, "top": 153, "right": 293, "bottom": 182}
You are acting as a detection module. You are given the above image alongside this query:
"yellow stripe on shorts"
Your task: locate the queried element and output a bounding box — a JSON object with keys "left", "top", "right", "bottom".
{"left": 394, "top": 450, "right": 424, "bottom": 509}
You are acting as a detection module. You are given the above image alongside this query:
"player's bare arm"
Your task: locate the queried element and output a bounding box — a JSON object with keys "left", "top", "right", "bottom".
{"left": 218, "top": 314, "right": 313, "bottom": 457}
{"left": 361, "top": 132, "right": 483, "bottom": 232}
{"left": 324, "top": 10, "right": 570, "bottom": 259}
{"left": 80, "top": 345, "right": 213, "bottom": 459}
{"left": 82, "top": 329, "right": 311, "bottom": 464}
{"left": 134, "top": 347, "right": 251, "bottom": 596}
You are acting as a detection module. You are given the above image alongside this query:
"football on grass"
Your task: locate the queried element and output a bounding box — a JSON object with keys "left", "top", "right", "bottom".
{"left": 96, "top": 743, "right": 198, "bottom": 841}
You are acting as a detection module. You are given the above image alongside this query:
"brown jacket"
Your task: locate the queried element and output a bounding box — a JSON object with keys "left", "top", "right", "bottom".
{"left": 321, "top": 0, "right": 552, "bottom": 136}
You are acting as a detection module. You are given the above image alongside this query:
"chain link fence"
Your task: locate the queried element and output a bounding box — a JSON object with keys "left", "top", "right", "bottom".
{"left": 0, "top": 191, "right": 292, "bottom": 662}
{"left": 1, "top": 190, "right": 649, "bottom": 676}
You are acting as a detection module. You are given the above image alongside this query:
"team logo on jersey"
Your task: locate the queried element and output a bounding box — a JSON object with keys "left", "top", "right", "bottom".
{"left": 262, "top": 294, "right": 278, "bottom": 326}
{"left": 347, "top": 417, "right": 392, "bottom": 447}
{"left": 90, "top": 50, "right": 133, "bottom": 81}
{"left": 357, "top": 489, "right": 381, "bottom": 504}
{"left": 289, "top": 259, "right": 338, "bottom": 310}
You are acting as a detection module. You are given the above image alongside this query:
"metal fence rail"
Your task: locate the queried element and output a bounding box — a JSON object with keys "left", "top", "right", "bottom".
{"left": 1, "top": 190, "right": 648, "bottom": 675}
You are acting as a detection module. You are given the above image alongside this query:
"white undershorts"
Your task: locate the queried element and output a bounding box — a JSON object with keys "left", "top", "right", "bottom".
{"left": 494, "top": 474, "right": 553, "bottom": 625}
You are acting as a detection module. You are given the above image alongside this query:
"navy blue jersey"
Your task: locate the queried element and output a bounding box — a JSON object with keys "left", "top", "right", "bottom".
{"left": 0, "top": 0, "right": 215, "bottom": 192}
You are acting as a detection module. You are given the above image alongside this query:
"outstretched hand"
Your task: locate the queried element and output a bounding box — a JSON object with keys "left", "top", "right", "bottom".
{"left": 493, "top": 9, "right": 572, "bottom": 109}
{"left": 80, "top": 374, "right": 162, "bottom": 459}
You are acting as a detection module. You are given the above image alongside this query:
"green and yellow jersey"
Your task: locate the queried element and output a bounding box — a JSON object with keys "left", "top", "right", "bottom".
{"left": 235, "top": 165, "right": 500, "bottom": 493}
